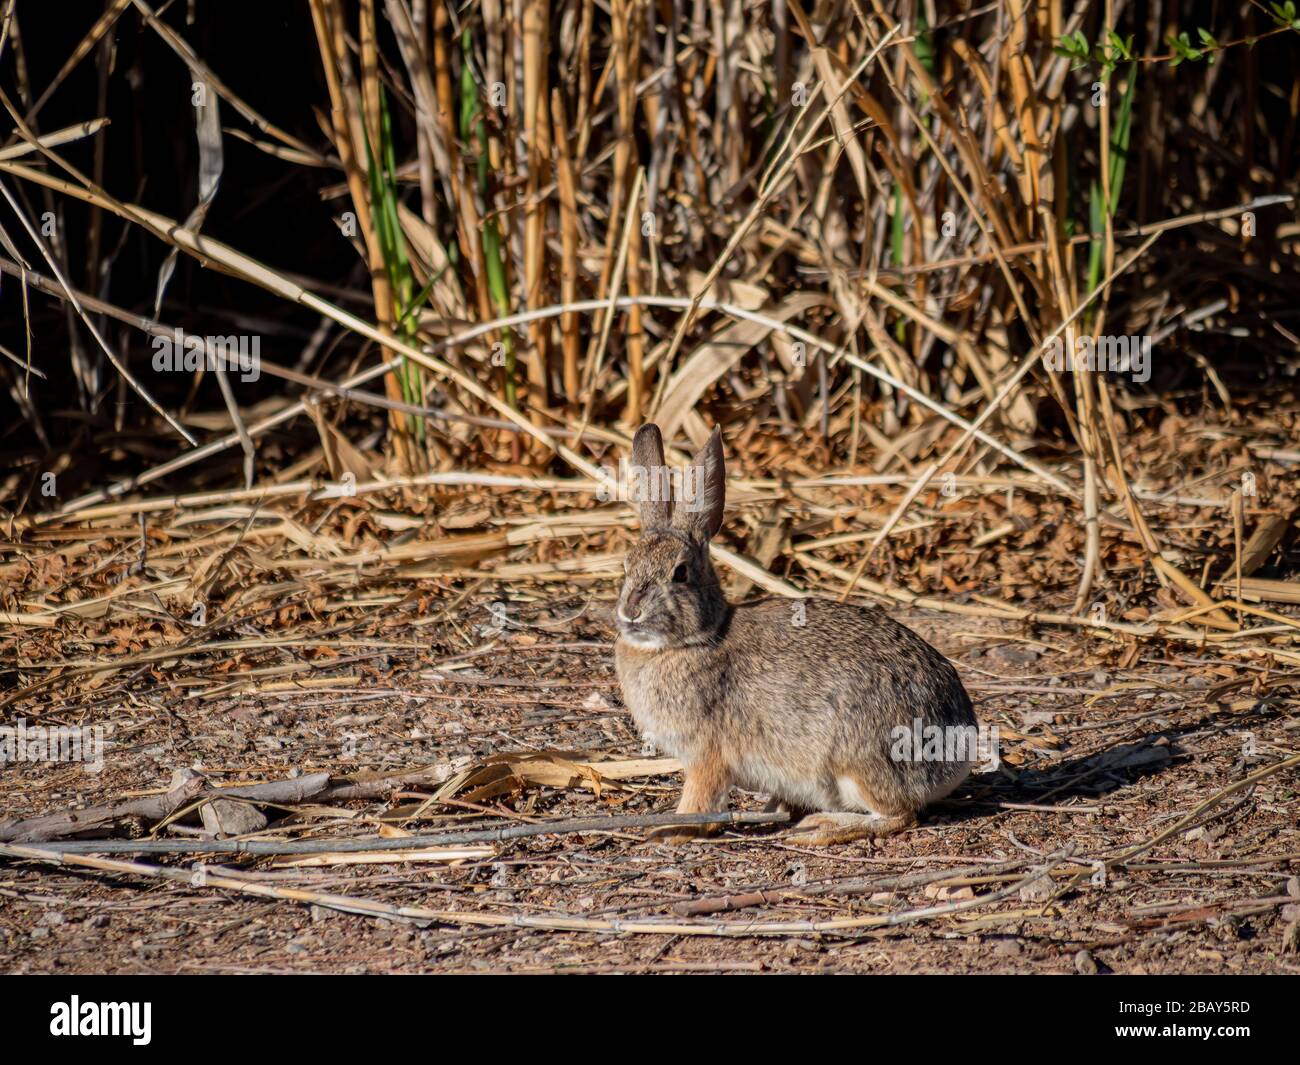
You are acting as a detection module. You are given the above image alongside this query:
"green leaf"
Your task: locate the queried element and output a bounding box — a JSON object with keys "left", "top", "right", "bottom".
{"left": 1270, "top": 1, "right": 1298, "bottom": 25}
{"left": 1108, "top": 71, "right": 1137, "bottom": 213}
{"left": 1105, "top": 30, "right": 1134, "bottom": 62}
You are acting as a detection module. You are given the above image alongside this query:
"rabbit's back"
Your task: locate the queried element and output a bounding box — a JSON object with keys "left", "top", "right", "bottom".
{"left": 726, "top": 597, "right": 974, "bottom": 735}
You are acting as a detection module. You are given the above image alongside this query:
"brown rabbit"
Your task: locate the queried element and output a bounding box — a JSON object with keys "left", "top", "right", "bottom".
{"left": 614, "top": 423, "right": 979, "bottom": 845}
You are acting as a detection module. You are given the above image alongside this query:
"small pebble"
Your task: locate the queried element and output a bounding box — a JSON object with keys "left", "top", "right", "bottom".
{"left": 988, "top": 644, "right": 1040, "bottom": 666}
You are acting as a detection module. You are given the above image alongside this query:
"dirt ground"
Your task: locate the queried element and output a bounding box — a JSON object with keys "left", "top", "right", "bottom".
{"left": 3, "top": 591, "right": 1298, "bottom": 975}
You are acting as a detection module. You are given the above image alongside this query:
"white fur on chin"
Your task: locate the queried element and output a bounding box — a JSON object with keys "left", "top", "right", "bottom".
{"left": 618, "top": 629, "right": 667, "bottom": 650}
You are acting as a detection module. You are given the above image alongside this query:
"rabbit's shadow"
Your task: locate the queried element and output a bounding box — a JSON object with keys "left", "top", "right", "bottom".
{"left": 928, "top": 717, "right": 1237, "bottom": 827}
{"left": 732, "top": 723, "right": 1213, "bottom": 834}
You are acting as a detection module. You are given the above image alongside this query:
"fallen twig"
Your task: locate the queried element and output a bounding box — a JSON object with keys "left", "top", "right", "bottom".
{"left": 1, "top": 809, "right": 790, "bottom": 855}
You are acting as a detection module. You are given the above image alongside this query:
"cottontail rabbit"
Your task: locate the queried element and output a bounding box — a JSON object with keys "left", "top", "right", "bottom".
{"left": 614, "top": 423, "right": 978, "bottom": 846}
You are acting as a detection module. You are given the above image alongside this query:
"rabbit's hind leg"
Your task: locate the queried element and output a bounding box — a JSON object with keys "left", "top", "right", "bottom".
{"left": 786, "top": 810, "right": 916, "bottom": 845}
{"left": 786, "top": 771, "right": 917, "bottom": 845}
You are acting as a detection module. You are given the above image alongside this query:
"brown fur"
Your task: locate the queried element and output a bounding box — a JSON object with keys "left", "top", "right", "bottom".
{"left": 615, "top": 424, "right": 978, "bottom": 847}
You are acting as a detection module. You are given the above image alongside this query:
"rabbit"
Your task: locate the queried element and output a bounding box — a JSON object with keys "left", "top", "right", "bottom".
{"left": 613, "top": 423, "right": 979, "bottom": 846}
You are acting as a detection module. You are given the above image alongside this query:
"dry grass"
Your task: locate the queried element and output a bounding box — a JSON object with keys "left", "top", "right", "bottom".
{"left": 0, "top": 2, "right": 1296, "bottom": 603}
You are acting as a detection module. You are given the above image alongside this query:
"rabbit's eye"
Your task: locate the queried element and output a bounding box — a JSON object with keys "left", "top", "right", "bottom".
{"left": 671, "top": 562, "right": 689, "bottom": 583}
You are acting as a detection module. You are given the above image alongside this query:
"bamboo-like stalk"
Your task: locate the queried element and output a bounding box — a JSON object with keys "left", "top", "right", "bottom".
{"left": 522, "top": 0, "right": 551, "bottom": 430}
{"left": 308, "top": 0, "right": 411, "bottom": 464}
{"left": 551, "top": 87, "right": 581, "bottom": 407}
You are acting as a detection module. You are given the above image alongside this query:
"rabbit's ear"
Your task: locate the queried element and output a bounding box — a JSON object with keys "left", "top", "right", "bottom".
{"left": 673, "top": 426, "right": 725, "bottom": 542}
{"left": 630, "top": 423, "right": 674, "bottom": 530}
